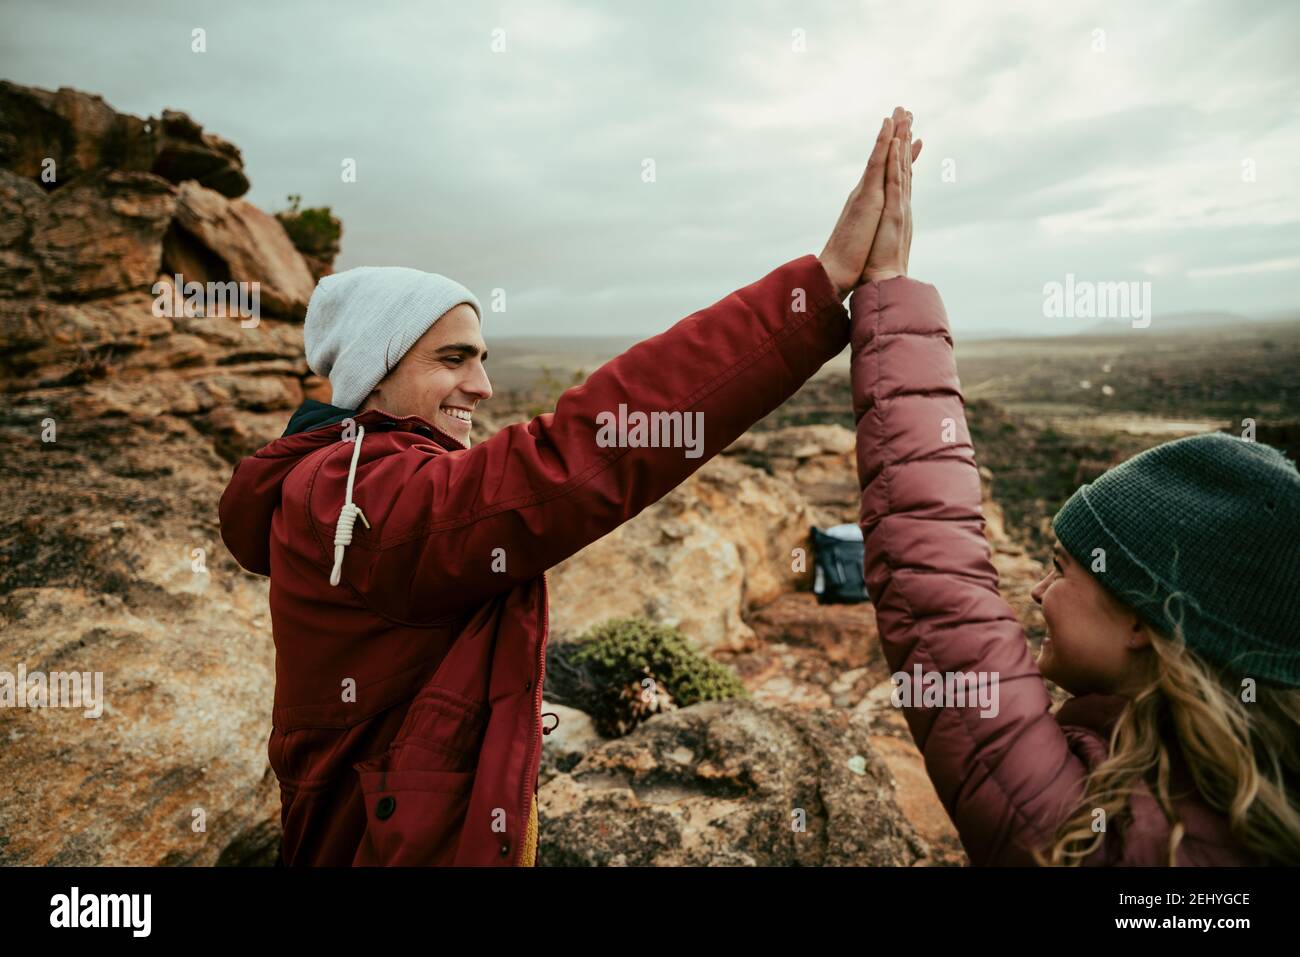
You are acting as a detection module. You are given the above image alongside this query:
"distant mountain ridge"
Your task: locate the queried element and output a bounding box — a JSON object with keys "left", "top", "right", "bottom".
{"left": 948, "top": 310, "right": 1299, "bottom": 343}
{"left": 1078, "top": 311, "right": 1252, "bottom": 336}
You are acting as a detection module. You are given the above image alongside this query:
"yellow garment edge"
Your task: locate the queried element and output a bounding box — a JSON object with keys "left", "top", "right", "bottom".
{"left": 520, "top": 792, "right": 538, "bottom": 866}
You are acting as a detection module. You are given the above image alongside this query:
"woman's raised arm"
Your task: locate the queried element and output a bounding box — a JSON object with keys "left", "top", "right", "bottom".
{"left": 849, "top": 112, "right": 1088, "bottom": 865}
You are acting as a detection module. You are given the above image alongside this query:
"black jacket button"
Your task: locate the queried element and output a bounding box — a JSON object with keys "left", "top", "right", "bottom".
{"left": 376, "top": 795, "right": 396, "bottom": 820}
{"left": 499, "top": 842, "right": 510, "bottom": 857}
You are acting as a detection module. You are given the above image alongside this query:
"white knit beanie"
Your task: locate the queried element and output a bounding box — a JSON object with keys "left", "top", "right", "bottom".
{"left": 303, "top": 266, "right": 483, "bottom": 410}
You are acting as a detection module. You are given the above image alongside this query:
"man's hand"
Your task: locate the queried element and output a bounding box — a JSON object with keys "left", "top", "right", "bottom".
{"left": 819, "top": 107, "right": 923, "bottom": 299}
{"left": 862, "top": 107, "right": 916, "bottom": 283}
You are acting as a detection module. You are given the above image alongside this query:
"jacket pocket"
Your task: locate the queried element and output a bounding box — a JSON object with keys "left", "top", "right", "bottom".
{"left": 350, "top": 686, "right": 487, "bottom": 866}
{"left": 352, "top": 758, "right": 475, "bottom": 865}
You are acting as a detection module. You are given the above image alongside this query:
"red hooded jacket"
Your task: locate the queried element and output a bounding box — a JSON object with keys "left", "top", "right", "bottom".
{"left": 849, "top": 277, "right": 1257, "bottom": 866}
{"left": 218, "top": 254, "right": 849, "bottom": 866}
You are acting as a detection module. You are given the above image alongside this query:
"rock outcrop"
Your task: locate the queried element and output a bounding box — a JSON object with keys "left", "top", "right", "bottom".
{"left": 537, "top": 700, "right": 929, "bottom": 866}
{"left": 0, "top": 83, "right": 317, "bottom": 865}
{"left": 0, "top": 82, "right": 250, "bottom": 198}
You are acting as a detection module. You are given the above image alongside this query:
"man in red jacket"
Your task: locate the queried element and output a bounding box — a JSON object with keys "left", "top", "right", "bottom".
{"left": 218, "top": 110, "right": 921, "bottom": 866}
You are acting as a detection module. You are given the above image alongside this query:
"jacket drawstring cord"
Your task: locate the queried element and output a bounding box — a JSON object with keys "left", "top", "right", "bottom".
{"left": 329, "top": 425, "right": 370, "bottom": 587}
{"left": 542, "top": 711, "right": 560, "bottom": 735}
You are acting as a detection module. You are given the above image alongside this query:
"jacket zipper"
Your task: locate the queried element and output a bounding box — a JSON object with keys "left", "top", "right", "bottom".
{"left": 513, "top": 570, "right": 548, "bottom": 866}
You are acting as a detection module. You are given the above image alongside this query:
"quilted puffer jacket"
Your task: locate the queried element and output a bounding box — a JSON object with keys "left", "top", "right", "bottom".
{"left": 849, "top": 277, "right": 1256, "bottom": 866}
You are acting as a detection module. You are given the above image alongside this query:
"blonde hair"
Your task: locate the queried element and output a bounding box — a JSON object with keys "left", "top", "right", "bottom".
{"left": 1037, "top": 619, "right": 1300, "bottom": 866}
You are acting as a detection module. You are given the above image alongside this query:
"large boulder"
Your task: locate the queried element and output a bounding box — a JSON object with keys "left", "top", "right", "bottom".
{"left": 150, "top": 109, "right": 250, "bottom": 199}
{"left": 546, "top": 456, "right": 814, "bottom": 652}
{"left": 537, "top": 699, "right": 931, "bottom": 866}
{"left": 167, "top": 181, "right": 316, "bottom": 320}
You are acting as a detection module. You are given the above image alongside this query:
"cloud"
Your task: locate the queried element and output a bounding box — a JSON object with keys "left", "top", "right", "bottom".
{"left": 1187, "top": 255, "right": 1300, "bottom": 279}
{"left": 1, "top": 0, "right": 1296, "bottom": 337}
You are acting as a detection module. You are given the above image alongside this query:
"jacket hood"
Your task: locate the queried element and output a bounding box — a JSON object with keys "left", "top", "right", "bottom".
{"left": 219, "top": 398, "right": 462, "bottom": 577}
{"left": 282, "top": 398, "right": 358, "bottom": 437}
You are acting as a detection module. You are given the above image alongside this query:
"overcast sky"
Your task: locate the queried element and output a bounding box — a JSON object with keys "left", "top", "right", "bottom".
{"left": 4, "top": 0, "right": 1298, "bottom": 337}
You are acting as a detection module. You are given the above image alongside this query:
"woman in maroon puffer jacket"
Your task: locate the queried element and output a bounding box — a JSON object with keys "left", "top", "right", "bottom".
{"left": 851, "top": 111, "right": 1300, "bottom": 866}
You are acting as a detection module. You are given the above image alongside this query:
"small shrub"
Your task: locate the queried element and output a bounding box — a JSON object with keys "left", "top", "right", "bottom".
{"left": 276, "top": 193, "right": 341, "bottom": 256}
{"left": 545, "top": 617, "right": 748, "bottom": 737}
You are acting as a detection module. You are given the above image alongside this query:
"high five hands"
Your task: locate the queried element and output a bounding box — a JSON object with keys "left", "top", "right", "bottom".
{"left": 819, "top": 106, "right": 920, "bottom": 298}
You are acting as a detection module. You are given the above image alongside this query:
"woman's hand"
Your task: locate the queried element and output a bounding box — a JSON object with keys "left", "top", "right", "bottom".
{"left": 862, "top": 107, "right": 916, "bottom": 283}
{"left": 819, "top": 107, "right": 922, "bottom": 298}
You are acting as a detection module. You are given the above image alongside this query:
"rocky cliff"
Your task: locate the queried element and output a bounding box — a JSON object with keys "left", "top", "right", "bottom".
{"left": 0, "top": 82, "right": 333, "bottom": 865}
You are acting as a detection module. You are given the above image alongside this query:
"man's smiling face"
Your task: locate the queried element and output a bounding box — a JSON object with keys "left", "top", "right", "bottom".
{"left": 359, "top": 303, "right": 492, "bottom": 445}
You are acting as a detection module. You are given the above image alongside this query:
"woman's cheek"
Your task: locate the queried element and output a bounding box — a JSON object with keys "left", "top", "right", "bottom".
{"left": 1040, "top": 585, "right": 1079, "bottom": 668}
{"left": 1040, "top": 582, "right": 1064, "bottom": 638}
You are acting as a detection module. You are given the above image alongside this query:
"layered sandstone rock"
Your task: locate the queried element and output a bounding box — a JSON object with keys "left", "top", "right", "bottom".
{"left": 168, "top": 180, "right": 316, "bottom": 320}
{"left": 0, "top": 84, "right": 313, "bottom": 865}
{"left": 0, "top": 82, "right": 250, "bottom": 198}
{"left": 0, "top": 168, "right": 177, "bottom": 301}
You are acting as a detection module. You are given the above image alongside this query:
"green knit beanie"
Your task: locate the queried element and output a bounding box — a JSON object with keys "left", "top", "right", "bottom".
{"left": 1052, "top": 432, "right": 1300, "bottom": 687}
